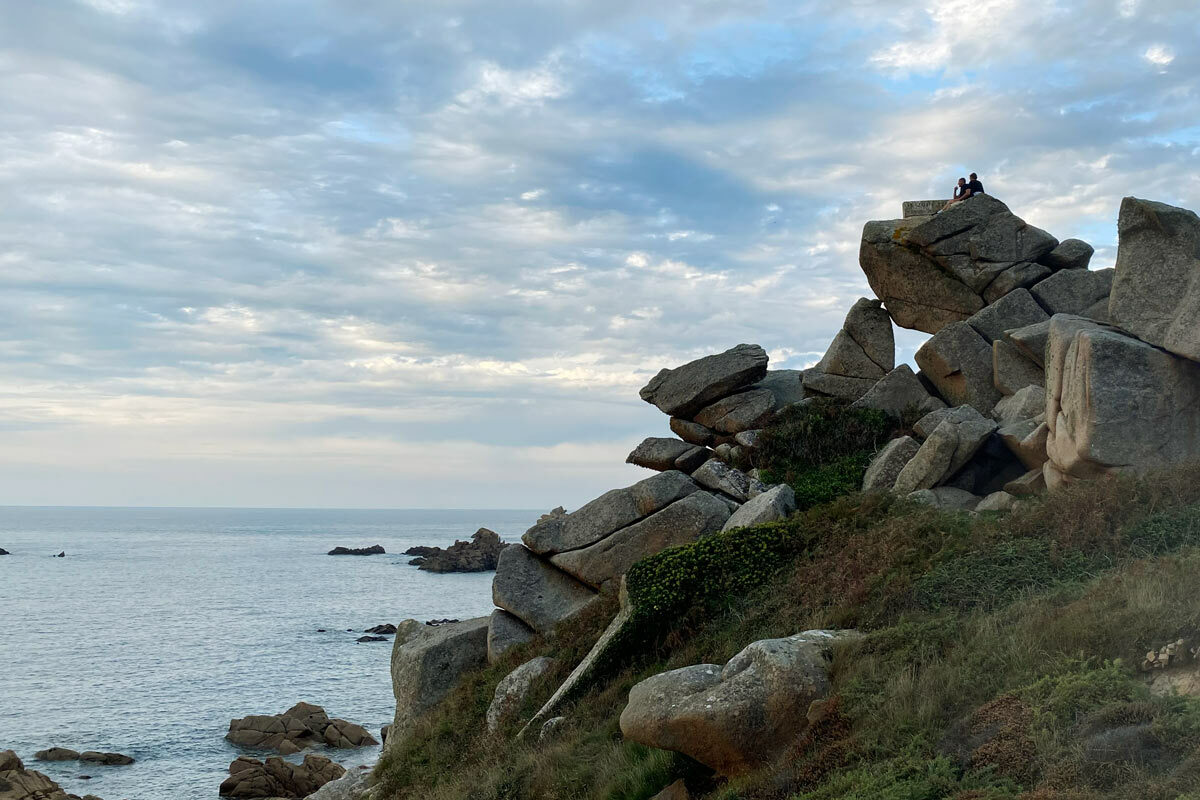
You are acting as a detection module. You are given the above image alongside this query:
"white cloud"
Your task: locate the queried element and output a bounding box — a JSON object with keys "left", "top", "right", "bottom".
{"left": 1144, "top": 44, "right": 1175, "bottom": 68}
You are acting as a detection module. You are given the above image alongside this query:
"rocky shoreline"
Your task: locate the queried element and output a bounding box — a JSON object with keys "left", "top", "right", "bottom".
{"left": 403, "top": 528, "right": 507, "bottom": 572}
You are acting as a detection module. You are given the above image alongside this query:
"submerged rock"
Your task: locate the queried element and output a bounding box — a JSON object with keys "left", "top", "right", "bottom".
{"left": 326, "top": 545, "right": 384, "bottom": 556}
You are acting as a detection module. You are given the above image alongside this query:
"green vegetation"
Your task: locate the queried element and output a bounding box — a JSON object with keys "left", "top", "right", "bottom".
{"left": 374, "top": 447, "right": 1200, "bottom": 800}
{"left": 755, "top": 399, "right": 895, "bottom": 510}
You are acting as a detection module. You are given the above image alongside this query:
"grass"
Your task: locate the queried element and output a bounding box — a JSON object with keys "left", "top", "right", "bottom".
{"left": 373, "top": 465, "right": 1200, "bottom": 800}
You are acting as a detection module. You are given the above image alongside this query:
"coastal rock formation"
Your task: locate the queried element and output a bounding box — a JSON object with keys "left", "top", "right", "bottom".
{"left": 1108, "top": 197, "right": 1200, "bottom": 362}
{"left": 620, "top": 630, "right": 861, "bottom": 776}
{"left": 860, "top": 195, "right": 1062, "bottom": 333}
{"left": 721, "top": 484, "right": 796, "bottom": 530}
{"left": 0, "top": 548, "right": 8, "bottom": 555}
{"left": 227, "top": 702, "right": 376, "bottom": 755}
{"left": 32, "top": 748, "right": 79, "bottom": 762}
{"left": 303, "top": 765, "right": 371, "bottom": 800}
{"left": 639, "top": 344, "right": 768, "bottom": 417}
{"left": 850, "top": 364, "right": 944, "bottom": 420}
{"left": 549, "top": 491, "right": 731, "bottom": 588}
{"left": 405, "top": 528, "right": 507, "bottom": 572}
{"left": 803, "top": 299, "right": 895, "bottom": 402}
{"left": 892, "top": 408, "right": 998, "bottom": 493}
{"left": 326, "top": 545, "right": 384, "bottom": 556}
{"left": 1044, "top": 314, "right": 1200, "bottom": 481}
{"left": 492, "top": 545, "right": 599, "bottom": 634}
{"left": 625, "top": 437, "right": 710, "bottom": 473}
{"left": 862, "top": 436, "right": 920, "bottom": 492}
{"left": 218, "top": 754, "right": 344, "bottom": 798}
{"left": 389, "top": 617, "right": 489, "bottom": 739}
{"left": 915, "top": 322, "right": 1002, "bottom": 413}
{"left": 0, "top": 750, "right": 76, "bottom": 800}
{"left": 78, "top": 752, "right": 133, "bottom": 766}
{"left": 486, "top": 656, "right": 557, "bottom": 733}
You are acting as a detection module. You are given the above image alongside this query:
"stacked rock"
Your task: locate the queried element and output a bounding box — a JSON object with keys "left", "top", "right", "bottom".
{"left": 226, "top": 702, "right": 377, "bottom": 755}
{"left": 854, "top": 194, "right": 1200, "bottom": 508}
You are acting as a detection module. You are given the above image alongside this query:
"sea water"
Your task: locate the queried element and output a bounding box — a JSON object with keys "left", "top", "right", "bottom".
{"left": 0, "top": 506, "right": 536, "bottom": 800}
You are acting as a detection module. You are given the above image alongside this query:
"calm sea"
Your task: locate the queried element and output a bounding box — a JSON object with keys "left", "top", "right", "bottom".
{"left": 0, "top": 506, "right": 537, "bottom": 800}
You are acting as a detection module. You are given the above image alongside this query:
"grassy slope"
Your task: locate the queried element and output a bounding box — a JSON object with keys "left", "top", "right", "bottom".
{"left": 375, "top": 408, "right": 1200, "bottom": 800}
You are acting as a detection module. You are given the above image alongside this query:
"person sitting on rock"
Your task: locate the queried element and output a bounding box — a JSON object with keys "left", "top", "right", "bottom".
{"left": 941, "top": 177, "right": 969, "bottom": 211}
{"left": 967, "top": 172, "right": 985, "bottom": 196}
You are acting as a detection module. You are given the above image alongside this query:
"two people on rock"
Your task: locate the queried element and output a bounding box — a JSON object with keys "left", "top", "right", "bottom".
{"left": 942, "top": 173, "right": 985, "bottom": 211}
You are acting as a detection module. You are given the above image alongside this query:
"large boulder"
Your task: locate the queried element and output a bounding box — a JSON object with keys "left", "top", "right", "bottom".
{"left": 389, "top": 617, "right": 489, "bottom": 738}
{"left": 619, "top": 630, "right": 861, "bottom": 776}
{"left": 1041, "top": 238, "right": 1095, "bottom": 271}
{"left": 1045, "top": 314, "right": 1200, "bottom": 480}
{"left": 862, "top": 435, "right": 920, "bottom": 492}
{"left": 1006, "top": 320, "right": 1052, "bottom": 367}
{"left": 966, "top": 289, "right": 1048, "bottom": 344}
{"left": 550, "top": 492, "right": 731, "bottom": 588}
{"left": 993, "top": 339, "right": 1044, "bottom": 396}
{"left": 850, "top": 364, "right": 946, "bottom": 420}
{"left": 625, "top": 437, "right": 695, "bottom": 471}
{"left": 721, "top": 485, "right": 796, "bottom": 530}
{"left": 218, "top": 754, "right": 344, "bottom": 798}
{"left": 753, "top": 369, "right": 806, "bottom": 408}
{"left": 893, "top": 410, "right": 998, "bottom": 493}
{"left": 492, "top": 546, "right": 598, "bottom": 633}
{"left": 486, "top": 656, "right": 558, "bottom": 733}
{"left": 860, "top": 195, "right": 1057, "bottom": 333}
{"left": 801, "top": 371, "right": 877, "bottom": 402}
{"left": 639, "top": 344, "right": 769, "bottom": 417}
{"left": 523, "top": 471, "right": 699, "bottom": 556}
{"left": 487, "top": 609, "right": 535, "bottom": 664}
{"left": 693, "top": 388, "right": 776, "bottom": 434}
{"left": 907, "top": 487, "right": 981, "bottom": 511}
{"left": 1031, "top": 268, "right": 1114, "bottom": 316}
{"left": 304, "top": 765, "right": 371, "bottom": 800}
{"left": 690, "top": 460, "right": 765, "bottom": 502}
{"left": 0, "top": 751, "right": 73, "bottom": 800}
{"left": 915, "top": 322, "right": 1003, "bottom": 414}
{"left": 993, "top": 385, "right": 1047, "bottom": 427}
{"left": 1108, "top": 197, "right": 1200, "bottom": 362}
{"left": 806, "top": 299, "right": 896, "bottom": 395}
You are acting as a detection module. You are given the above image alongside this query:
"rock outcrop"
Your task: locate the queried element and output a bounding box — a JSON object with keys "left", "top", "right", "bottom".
{"left": 1044, "top": 314, "right": 1200, "bottom": 482}
{"left": 639, "top": 344, "right": 769, "bottom": 417}
{"left": 326, "top": 545, "right": 384, "bottom": 556}
{"left": 1108, "top": 197, "right": 1200, "bottom": 363}
{"left": 405, "top": 528, "right": 507, "bottom": 572}
{"left": 804, "top": 298, "right": 895, "bottom": 402}
{"left": 227, "top": 702, "right": 377, "bottom": 755}
{"left": 0, "top": 750, "right": 79, "bottom": 800}
{"left": 721, "top": 484, "right": 796, "bottom": 530}
{"left": 389, "top": 617, "right": 489, "bottom": 739}
{"left": 302, "top": 765, "right": 371, "bottom": 800}
{"left": 218, "top": 754, "right": 344, "bottom": 798}
{"left": 486, "top": 609, "right": 536, "bottom": 664}
{"left": 620, "top": 630, "right": 861, "bottom": 775}
{"left": 492, "top": 545, "right": 599, "bottom": 633}
{"left": 860, "top": 195, "right": 1061, "bottom": 333}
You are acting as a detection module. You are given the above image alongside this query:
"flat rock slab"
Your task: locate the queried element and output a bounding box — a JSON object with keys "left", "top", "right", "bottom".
{"left": 492, "top": 545, "right": 598, "bottom": 634}
{"left": 551, "top": 492, "right": 731, "bottom": 588}
{"left": 1109, "top": 196, "right": 1200, "bottom": 362}
{"left": 640, "top": 344, "right": 769, "bottom": 417}
{"left": 626, "top": 437, "right": 694, "bottom": 471}
{"left": 691, "top": 460, "right": 765, "bottom": 502}
{"left": 967, "top": 288, "right": 1049, "bottom": 344}
{"left": 1031, "top": 268, "right": 1114, "bottom": 316}
{"left": 523, "top": 470, "right": 699, "bottom": 556}
{"left": 693, "top": 388, "right": 776, "bottom": 434}
{"left": 993, "top": 339, "right": 1045, "bottom": 396}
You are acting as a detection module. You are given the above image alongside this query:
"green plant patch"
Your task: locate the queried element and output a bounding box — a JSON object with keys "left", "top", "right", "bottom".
{"left": 913, "top": 538, "right": 1096, "bottom": 612}
{"left": 1120, "top": 503, "right": 1200, "bottom": 558}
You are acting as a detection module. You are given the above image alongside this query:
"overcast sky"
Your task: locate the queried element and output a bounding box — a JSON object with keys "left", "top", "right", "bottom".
{"left": 0, "top": 0, "right": 1196, "bottom": 508}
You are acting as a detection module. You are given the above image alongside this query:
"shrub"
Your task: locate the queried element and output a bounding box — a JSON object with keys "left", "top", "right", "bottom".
{"left": 756, "top": 398, "right": 895, "bottom": 508}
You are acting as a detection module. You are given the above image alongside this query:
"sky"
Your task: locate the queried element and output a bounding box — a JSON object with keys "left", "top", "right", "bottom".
{"left": 0, "top": 0, "right": 1197, "bottom": 509}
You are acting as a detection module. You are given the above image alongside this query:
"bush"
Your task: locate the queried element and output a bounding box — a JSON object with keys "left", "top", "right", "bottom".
{"left": 756, "top": 399, "right": 894, "bottom": 508}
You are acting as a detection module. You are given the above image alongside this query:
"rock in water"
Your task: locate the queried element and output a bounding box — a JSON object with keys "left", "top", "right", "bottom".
{"left": 218, "top": 753, "right": 344, "bottom": 798}
{"left": 326, "top": 545, "right": 385, "bottom": 556}
{"left": 364, "top": 623, "right": 397, "bottom": 635}
{"left": 1108, "top": 196, "right": 1200, "bottom": 362}
{"left": 404, "top": 528, "right": 507, "bottom": 572}
{"left": 227, "top": 702, "right": 377, "bottom": 754}
{"left": 619, "top": 630, "right": 861, "bottom": 776}
{"left": 389, "top": 617, "right": 489, "bottom": 741}
{"left": 639, "top": 344, "right": 769, "bottom": 418}
{"left": 33, "top": 747, "right": 80, "bottom": 762}
{"left": 0, "top": 750, "right": 76, "bottom": 800}
{"left": 0, "top": 547, "right": 8, "bottom": 555}
{"left": 78, "top": 750, "right": 134, "bottom": 765}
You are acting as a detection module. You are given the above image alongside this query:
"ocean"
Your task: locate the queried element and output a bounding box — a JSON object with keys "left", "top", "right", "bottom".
{"left": 0, "top": 506, "right": 537, "bottom": 800}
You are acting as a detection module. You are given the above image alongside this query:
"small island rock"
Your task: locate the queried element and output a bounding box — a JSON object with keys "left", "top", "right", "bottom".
{"left": 326, "top": 545, "right": 385, "bottom": 556}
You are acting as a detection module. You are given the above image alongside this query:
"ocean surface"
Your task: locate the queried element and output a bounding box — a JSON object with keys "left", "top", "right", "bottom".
{"left": 0, "top": 506, "right": 538, "bottom": 800}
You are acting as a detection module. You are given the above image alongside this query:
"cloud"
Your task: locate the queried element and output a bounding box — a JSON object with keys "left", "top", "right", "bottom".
{"left": 0, "top": 0, "right": 1197, "bottom": 507}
